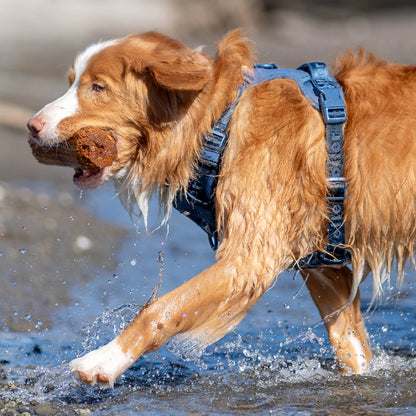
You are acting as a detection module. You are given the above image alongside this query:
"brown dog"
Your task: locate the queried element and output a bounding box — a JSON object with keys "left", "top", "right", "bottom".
{"left": 27, "top": 30, "right": 416, "bottom": 387}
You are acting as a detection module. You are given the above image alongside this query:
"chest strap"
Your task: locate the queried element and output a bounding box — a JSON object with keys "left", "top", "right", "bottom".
{"left": 173, "top": 62, "right": 351, "bottom": 269}
{"left": 172, "top": 85, "right": 246, "bottom": 250}
{"left": 294, "top": 62, "right": 351, "bottom": 268}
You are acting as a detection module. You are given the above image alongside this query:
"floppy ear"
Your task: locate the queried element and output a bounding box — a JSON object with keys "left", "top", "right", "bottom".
{"left": 125, "top": 32, "right": 213, "bottom": 91}
{"left": 147, "top": 49, "right": 212, "bottom": 91}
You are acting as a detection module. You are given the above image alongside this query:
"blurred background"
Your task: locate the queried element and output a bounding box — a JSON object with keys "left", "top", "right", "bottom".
{"left": 2, "top": 0, "right": 416, "bottom": 180}
{"left": 1, "top": 0, "right": 415, "bottom": 168}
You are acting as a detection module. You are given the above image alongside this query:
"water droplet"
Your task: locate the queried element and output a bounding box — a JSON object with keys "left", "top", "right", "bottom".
{"left": 74, "top": 235, "right": 92, "bottom": 251}
{"left": 35, "top": 320, "right": 43, "bottom": 329}
{"left": 68, "top": 216, "right": 74, "bottom": 221}
{"left": 44, "top": 206, "right": 48, "bottom": 211}
{"left": 22, "top": 225, "right": 26, "bottom": 230}
{"left": 113, "top": 274, "right": 119, "bottom": 279}
{"left": 19, "top": 248, "right": 26, "bottom": 254}
{"left": 0, "top": 252, "right": 3, "bottom": 257}
{"left": 382, "top": 325, "right": 388, "bottom": 332}
{"left": 283, "top": 303, "right": 290, "bottom": 309}
{"left": 130, "top": 259, "right": 137, "bottom": 266}
{"left": 24, "top": 313, "right": 32, "bottom": 321}
{"left": 79, "top": 190, "right": 84, "bottom": 199}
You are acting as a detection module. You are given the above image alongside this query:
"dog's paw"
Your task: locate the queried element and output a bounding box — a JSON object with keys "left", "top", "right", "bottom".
{"left": 69, "top": 340, "right": 133, "bottom": 388}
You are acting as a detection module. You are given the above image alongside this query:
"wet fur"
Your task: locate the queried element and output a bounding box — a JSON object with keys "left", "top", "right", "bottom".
{"left": 29, "top": 30, "right": 416, "bottom": 382}
{"left": 336, "top": 50, "right": 416, "bottom": 303}
{"left": 123, "top": 35, "right": 416, "bottom": 353}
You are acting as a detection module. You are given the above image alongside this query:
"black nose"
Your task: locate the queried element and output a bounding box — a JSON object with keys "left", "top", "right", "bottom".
{"left": 27, "top": 116, "right": 44, "bottom": 138}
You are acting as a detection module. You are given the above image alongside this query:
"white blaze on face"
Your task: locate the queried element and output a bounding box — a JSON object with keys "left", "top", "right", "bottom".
{"left": 35, "top": 40, "right": 117, "bottom": 144}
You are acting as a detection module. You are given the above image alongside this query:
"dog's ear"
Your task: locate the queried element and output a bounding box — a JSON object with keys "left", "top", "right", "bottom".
{"left": 125, "top": 33, "right": 212, "bottom": 91}
{"left": 146, "top": 50, "right": 212, "bottom": 91}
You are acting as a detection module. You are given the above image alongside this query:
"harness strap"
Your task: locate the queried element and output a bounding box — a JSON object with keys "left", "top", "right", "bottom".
{"left": 251, "top": 63, "right": 320, "bottom": 110}
{"left": 294, "top": 63, "right": 351, "bottom": 268}
{"left": 173, "top": 62, "right": 351, "bottom": 268}
{"left": 173, "top": 86, "right": 246, "bottom": 250}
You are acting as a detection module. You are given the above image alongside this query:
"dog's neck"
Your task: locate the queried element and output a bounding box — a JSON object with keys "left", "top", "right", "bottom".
{"left": 115, "top": 33, "right": 254, "bottom": 229}
{"left": 173, "top": 81, "right": 247, "bottom": 249}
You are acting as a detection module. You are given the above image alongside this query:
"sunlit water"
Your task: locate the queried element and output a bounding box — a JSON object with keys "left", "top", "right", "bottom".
{"left": 1, "top": 183, "right": 415, "bottom": 415}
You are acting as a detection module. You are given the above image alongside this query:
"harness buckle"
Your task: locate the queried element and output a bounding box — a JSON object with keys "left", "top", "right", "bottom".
{"left": 298, "top": 62, "right": 347, "bottom": 125}
{"left": 320, "top": 91, "right": 347, "bottom": 124}
{"left": 327, "top": 177, "right": 347, "bottom": 202}
{"left": 211, "top": 128, "right": 227, "bottom": 146}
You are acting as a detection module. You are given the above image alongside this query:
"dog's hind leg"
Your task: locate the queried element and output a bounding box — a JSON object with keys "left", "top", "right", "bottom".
{"left": 300, "top": 266, "right": 372, "bottom": 374}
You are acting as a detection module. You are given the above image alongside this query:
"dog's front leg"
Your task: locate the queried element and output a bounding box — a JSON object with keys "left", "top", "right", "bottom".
{"left": 70, "top": 258, "right": 275, "bottom": 387}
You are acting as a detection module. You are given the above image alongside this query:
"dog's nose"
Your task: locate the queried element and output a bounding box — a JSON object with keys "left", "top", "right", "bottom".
{"left": 27, "top": 116, "right": 45, "bottom": 138}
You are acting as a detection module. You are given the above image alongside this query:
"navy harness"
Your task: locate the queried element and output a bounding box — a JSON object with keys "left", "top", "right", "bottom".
{"left": 173, "top": 62, "right": 351, "bottom": 269}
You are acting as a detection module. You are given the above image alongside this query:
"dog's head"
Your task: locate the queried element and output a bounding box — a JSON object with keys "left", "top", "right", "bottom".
{"left": 27, "top": 30, "right": 253, "bottom": 223}
{"left": 27, "top": 32, "right": 213, "bottom": 190}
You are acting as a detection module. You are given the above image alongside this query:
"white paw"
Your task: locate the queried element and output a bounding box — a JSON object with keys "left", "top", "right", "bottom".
{"left": 69, "top": 339, "right": 133, "bottom": 388}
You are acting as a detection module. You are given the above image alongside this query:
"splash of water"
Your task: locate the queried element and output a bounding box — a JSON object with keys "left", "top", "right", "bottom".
{"left": 80, "top": 303, "right": 141, "bottom": 353}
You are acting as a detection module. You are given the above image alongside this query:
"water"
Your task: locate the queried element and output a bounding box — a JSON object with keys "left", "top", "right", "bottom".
{"left": 1, "top": 184, "right": 415, "bottom": 415}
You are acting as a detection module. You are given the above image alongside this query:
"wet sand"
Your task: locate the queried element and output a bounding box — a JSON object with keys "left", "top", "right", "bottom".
{"left": 0, "top": 180, "right": 128, "bottom": 332}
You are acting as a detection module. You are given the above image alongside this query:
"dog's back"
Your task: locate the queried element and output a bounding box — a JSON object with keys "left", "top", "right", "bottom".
{"left": 335, "top": 52, "right": 416, "bottom": 300}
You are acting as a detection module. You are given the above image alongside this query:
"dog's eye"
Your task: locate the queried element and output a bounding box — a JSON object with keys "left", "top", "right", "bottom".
{"left": 92, "top": 83, "right": 106, "bottom": 92}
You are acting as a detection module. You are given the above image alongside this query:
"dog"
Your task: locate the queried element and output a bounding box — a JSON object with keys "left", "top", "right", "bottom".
{"left": 27, "top": 30, "right": 416, "bottom": 387}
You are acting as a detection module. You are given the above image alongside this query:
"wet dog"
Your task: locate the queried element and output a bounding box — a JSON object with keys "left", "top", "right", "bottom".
{"left": 27, "top": 30, "right": 416, "bottom": 386}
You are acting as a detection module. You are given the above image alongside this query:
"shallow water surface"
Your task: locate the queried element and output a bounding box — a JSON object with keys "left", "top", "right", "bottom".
{"left": 1, "top": 184, "right": 415, "bottom": 415}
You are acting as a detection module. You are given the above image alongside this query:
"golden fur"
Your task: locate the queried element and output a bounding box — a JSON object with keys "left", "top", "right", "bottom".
{"left": 28, "top": 30, "right": 416, "bottom": 384}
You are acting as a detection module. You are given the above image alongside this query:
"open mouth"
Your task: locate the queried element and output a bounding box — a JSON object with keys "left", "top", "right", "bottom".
{"left": 73, "top": 167, "right": 93, "bottom": 180}
{"left": 72, "top": 167, "right": 109, "bottom": 189}
{"left": 29, "top": 127, "right": 118, "bottom": 189}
